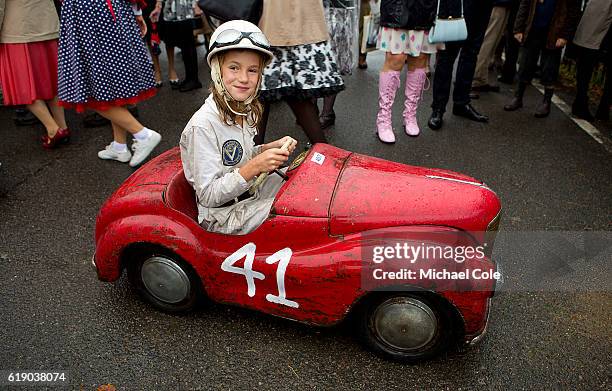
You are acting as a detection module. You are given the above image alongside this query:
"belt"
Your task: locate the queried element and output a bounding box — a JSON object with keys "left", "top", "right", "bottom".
{"left": 220, "top": 191, "right": 252, "bottom": 208}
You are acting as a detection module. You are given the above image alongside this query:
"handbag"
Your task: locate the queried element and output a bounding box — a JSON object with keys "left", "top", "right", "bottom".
{"left": 428, "top": 0, "right": 468, "bottom": 44}
{"left": 197, "top": 0, "right": 263, "bottom": 25}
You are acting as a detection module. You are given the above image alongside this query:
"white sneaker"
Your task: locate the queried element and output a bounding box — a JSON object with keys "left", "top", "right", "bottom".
{"left": 129, "top": 130, "right": 162, "bottom": 167}
{"left": 98, "top": 144, "right": 132, "bottom": 163}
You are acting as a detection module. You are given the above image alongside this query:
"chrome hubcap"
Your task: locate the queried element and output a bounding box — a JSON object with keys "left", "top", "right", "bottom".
{"left": 373, "top": 297, "right": 438, "bottom": 351}
{"left": 141, "top": 256, "right": 190, "bottom": 304}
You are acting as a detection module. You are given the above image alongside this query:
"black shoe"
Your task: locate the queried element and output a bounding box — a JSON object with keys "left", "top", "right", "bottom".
{"left": 472, "top": 84, "right": 500, "bottom": 92}
{"left": 452, "top": 103, "right": 489, "bottom": 122}
{"left": 428, "top": 109, "right": 444, "bottom": 130}
{"left": 179, "top": 79, "right": 203, "bottom": 92}
{"left": 169, "top": 79, "right": 181, "bottom": 90}
{"left": 595, "top": 103, "right": 610, "bottom": 121}
{"left": 534, "top": 100, "right": 551, "bottom": 118}
{"left": 83, "top": 112, "right": 110, "bottom": 127}
{"left": 497, "top": 75, "right": 514, "bottom": 85}
{"left": 319, "top": 111, "right": 336, "bottom": 130}
{"left": 571, "top": 102, "right": 594, "bottom": 121}
{"left": 534, "top": 88, "right": 553, "bottom": 118}
{"left": 504, "top": 97, "right": 523, "bottom": 111}
{"left": 14, "top": 108, "right": 41, "bottom": 126}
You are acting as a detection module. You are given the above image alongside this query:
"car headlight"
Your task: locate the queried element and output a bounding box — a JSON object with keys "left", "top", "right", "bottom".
{"left": 484, "top": 209, "right": 502, "bottom": 258}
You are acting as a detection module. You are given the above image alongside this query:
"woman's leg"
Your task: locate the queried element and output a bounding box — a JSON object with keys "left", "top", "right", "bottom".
{"left": 47, "top": 96, "right": 67, "bottom": 130}
{"left": 376, "top": 52, "right": 406, "bottom": 143}
{"left": 148, "top": 42, "right": 162, "bottom": 84}
{"left": 403, "top": 54, "right": 430, "bottom": 136}
{"left": 166, "top": 45, "right": 178, "bottom": 81}
{"left": 111, "top": 121, "right": 128, "bottom": 144}
{"left": 320, "top": 94, "right": 337, "bottom": 129}
{"left": 95, "top": 106, "right": 161, "bottom": 166}
{"left": 94, "top": 106, "right": 144, "bottom": 134}
{"left": 26, "top": 100, "right": 60, "bottom": 137}
{"left": 97, "top": 121, "right": 132, "bottom": 162}
{"left": 287, "top": 98, "right": 327, "bottom": 144}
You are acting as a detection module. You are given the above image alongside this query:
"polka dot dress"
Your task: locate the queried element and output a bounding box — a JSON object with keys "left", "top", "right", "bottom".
{"left": 58, "top": 0, "right": 156, "bottom": 112}
{"left": 377, "top": 27, "right": 441, "bottom": 57}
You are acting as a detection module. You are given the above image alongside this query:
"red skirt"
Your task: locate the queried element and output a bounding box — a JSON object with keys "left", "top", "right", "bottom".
{"left": 0, "top": 39, "right": 58, "bottom": 106}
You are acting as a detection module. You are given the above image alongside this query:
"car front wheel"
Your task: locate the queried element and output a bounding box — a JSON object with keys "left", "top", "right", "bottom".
{"left": 358, "top": 293, "right": 454, "bottom": 363}
{"left": 127, "top": 251, "right": 200, "bottom": 313}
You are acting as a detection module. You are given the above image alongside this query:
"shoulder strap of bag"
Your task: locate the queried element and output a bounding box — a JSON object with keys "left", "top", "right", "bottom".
{"left": 436, "top": 0, "right": 464, "bottom": 18}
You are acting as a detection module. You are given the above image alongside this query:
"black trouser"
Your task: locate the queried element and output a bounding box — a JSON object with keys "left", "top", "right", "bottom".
{"left": 160, "top": 19, "right": 200, "bottom": 83}
{"left": 432, "top": 0, "right": 493, "bottom": 111}
{"left": 517, "top": 28, "right": 561, "bottom": 87}
{"left": 500, "top": 1, "right": 520, "bottom": 81}
{"left": 574, "top": 45, "right": 612, "bottom": 109}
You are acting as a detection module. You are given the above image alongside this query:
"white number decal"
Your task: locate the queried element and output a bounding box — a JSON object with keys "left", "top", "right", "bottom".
{"left": 220, "top": 243, "right": 264, "bottom": 297}
{"left": 266, "top": 248, "right": 299, "bottom": 308}
{"left": 221, "top": 244, "right": 299, "bottom": 308}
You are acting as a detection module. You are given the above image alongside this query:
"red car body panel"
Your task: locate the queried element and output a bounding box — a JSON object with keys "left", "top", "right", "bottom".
{"left": 94, "top": 144, "right": 501, "bottom": 341}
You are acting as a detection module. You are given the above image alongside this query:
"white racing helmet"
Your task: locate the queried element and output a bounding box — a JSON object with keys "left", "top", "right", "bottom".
{"left": 207, "top": 20, "right": 273, "bottom": 66}
{"left": 207, "top": 20, "right": 273, "bottom": 116}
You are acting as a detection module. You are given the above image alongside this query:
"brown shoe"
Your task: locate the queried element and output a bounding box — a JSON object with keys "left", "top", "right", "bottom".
{"left": 534, "top": 88, "right": 553, "bottom": 118}
{"left": 504, "top": 97, "right": 523, "bottom": 111}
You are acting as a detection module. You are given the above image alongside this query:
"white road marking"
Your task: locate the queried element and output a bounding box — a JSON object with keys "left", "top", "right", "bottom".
{"left": 532, "top": 81, "right": 612, "bottom": 154}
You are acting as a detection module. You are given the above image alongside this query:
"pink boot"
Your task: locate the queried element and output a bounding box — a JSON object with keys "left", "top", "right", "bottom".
{"left": 403, "top": 68, "right": 428, "bottom": 137}
{"left": 376, "top": 71, "right": 401, "bottom": 143}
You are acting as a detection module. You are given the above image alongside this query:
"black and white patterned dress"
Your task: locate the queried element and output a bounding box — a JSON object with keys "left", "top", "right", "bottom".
{"left": 58, "top": 0, "right": 156, "bottom": 112}
{"left": 259, "top": 41, "right": 346, "bottom": 102}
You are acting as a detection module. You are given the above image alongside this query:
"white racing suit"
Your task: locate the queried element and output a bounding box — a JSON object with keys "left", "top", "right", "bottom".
{"left": 180, "top": 95, "right": 284, "bottom": 234}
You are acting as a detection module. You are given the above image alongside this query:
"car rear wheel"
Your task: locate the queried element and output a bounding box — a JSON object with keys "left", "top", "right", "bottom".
{"left": 127, "top": 250, "right": 200, "bottom": 313}
{"left": 358, "top": 293, "right": 454, "bottom": 363}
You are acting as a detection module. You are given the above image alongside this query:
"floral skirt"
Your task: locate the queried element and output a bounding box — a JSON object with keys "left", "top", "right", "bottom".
{"left": 259, "top": 41, "right": 345, "bottom": 102}
{"left": 377, "top": 27, "right": 440, "bottom": 56}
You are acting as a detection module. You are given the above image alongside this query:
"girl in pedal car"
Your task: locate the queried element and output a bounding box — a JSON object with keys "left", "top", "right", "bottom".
{"left": 180, "top": 20, "right": 297, "bottom": 235}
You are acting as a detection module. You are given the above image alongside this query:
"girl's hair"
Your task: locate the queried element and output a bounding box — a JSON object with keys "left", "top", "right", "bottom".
{"left": 211, "top": 51, "right": 265, "bottom": 128}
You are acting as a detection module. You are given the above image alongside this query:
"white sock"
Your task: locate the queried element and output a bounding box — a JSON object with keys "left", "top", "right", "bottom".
{"left": 133, "top": 127, "right": 151, "bottom": 141}
{"left": 111, "top": 141, "right": 128, "bottom": 152}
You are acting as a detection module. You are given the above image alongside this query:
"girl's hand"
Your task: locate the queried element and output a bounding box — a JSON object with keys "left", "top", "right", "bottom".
{"left": 265, "top": 136, "right": 297, "bottom": 154}
{"left": 136, "top": 15, "right": 147, "bottom": 37}
{"left": 253, "top": 148, "right": 289, "bottom": 173}
{"left": 239, "top": 148, "right": 290, "bottom": 181}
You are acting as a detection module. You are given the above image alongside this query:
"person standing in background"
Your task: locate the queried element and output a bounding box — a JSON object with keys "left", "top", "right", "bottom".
{"left": 0, "top": 0, "right": 69, "bottom": 149}
{"left": 58, "top": 0, "right": 162, "bottom": 166}
{"left": 152, "top": 0, "right": 203, "bottom": 92}
{"left": 256, "top": 0, "right": 345, "bottom": 145}
{"left": 503, "top": 0, "right": 580, "bottom": 118}
{"left": 571, "top": 0, "right": 612, "bottom": 121}
{"left": 472, "top": 0, "right": 516, "bottom": 93}
{"left": 498, "top": 0, "right": 521, "bottom": 84}
{"left": 428, "top": 0, "right": 493, "bottom": 131}
{"left": 319, "top": 0, "right": 359, "bottom": 130}
{"left": 375, "top": 0, "right": 438, "bottom": 143}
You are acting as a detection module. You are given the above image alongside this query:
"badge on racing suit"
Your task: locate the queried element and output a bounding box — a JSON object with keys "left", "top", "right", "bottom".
{"left": 222, "top": 140, "right": 243, "bottom": 166}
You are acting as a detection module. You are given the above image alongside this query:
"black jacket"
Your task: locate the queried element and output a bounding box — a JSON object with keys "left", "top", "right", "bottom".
{"left": 380, "top": 0, "right": 437, "bottom": 31}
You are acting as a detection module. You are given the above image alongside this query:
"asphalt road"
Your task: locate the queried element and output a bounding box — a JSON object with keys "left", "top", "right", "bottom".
{"left": 0, "top": 48, "right": 610, "bottom": 390}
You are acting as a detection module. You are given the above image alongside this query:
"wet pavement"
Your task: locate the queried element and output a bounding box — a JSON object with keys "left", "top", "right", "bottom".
{"left": 0, "top": 48, "right": 610, "bottom": 390}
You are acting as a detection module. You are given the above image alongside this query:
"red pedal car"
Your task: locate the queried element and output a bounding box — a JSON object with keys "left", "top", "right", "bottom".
{"left": 93, "top": 143, "right": 502, "bottom": 362}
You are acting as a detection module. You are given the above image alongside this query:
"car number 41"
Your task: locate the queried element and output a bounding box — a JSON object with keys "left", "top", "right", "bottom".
{"left": 221, "top": 243, "right": 299, "bottom": 308}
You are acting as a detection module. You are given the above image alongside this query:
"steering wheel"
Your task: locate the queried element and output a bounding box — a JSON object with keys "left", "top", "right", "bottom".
{"left": 248, "top": 139, "right": 293, "bottom": 195}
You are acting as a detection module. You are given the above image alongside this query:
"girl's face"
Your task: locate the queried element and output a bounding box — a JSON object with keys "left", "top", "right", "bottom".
{"left": 221, "top": 50, "right": 262, "bottom": 102}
